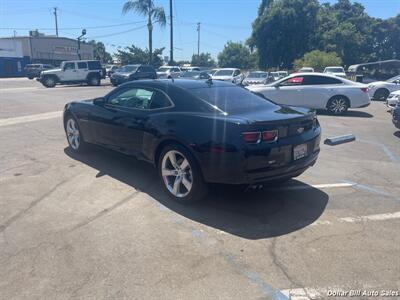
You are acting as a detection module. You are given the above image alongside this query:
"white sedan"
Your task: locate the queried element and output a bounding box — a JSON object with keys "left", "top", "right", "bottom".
{"left": 386, "top": 90, "right": 400, "bottom": 111}
{"left": 247, "top": 73, "right": 370, "bottom": 115}
{"left": 368, "top": 75, "right": 400, "bottom": 100}
{"left": 212, "top": 68, "right": 244, "bottom": 85}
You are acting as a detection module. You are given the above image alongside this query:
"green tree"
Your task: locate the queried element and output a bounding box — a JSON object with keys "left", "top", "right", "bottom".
{"left": 191, "top": 53, "right": 216, "bottom": 67}
{"left": 217, "top": 42, "right": 254, "bottom": 69}
{"left": 293, "top": 50, "right": 342, "bottom": 71}
{"left": 250, "top": 0, "right": 319, "bottom": 69}
{"left": 87, "top": 40, "right": 113, "bottom": 63}
{"left": 315, "top": 0, "right": 374, "bottom": 66}
{"left": 122, "top": 0, "right": 166, "bottom": 64}
{"left": 115, "top": 44, "right": 165, "bottom": 68}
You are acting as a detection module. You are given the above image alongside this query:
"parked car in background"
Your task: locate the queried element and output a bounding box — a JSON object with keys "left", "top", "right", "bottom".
{"left": 248, "top": 73, "right": 370, "bottom": 115}
{"left": 386, "top": 90, "right": 400, "bottom": 111}
{"left": 180, "top": 70, "right": 211, "bottom": 80}
{"left": 368, "top": 75, "right": 400, "bottom": 101}
{"left": 298, "top": 67, "right": 314, "bottom": 73}
{"left": 106, "top": 65, "right": 120, "bottom": 78}
{"left": 278, "top": 71, "right": 289, "bottom": 78}
{"left": 269, "top": 72, "right": 282, "bottom": 82}
{"left": 39, "top": 60, "right": 103, "bottom": 88}
{"left": 63, "top": 79, "right": 321, "bottom": 203}
{"left": 110, "top": 64, "right": 157, "bottom": 86}
{"left": 24, "top": 64, "right": 54, "bottom": 79}
{"left": 207, "top": 69, "right": 219, "bottom": 76}
{"left": 323, "top": 66, "right": 347, "bottom": 78}
{"left": 181, "top": 66, "right": 200, "bottom": 72}
{"left": 212, "top": 68, "right": 244, "bottom": 85}
{"left": 157, "top": 66, "right": 182, "bottom": 79}
{"left": 242, "top": 71, "right": 269, "bottom": 86}
{"left": 392, "top": 105, "right": 400, "bottom": 129}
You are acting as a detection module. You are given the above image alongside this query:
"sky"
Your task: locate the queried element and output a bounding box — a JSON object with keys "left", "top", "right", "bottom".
{"left": 1, "top": 0, "right": 399, "bottom": 61}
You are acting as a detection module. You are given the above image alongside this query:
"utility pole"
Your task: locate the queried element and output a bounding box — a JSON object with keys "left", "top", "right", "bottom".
{"left": 197, "top": 22, "right": 200, "bottom": 57}
{"left": 77, "top": 29, "right": 86, "bottom": 60}
{"left": 169, "top": 0, "right": 173, "bottom": 65}
{"left": 53, "top": 7, "right": 59, "bottom": 37}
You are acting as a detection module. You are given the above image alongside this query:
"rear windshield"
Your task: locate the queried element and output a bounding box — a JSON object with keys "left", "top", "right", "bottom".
{"left": 120, "top": 65, "right": 138, "bottom": 72}
{"left": 248, "top": 72, "right": 268, "bottom": 78}
{"left": 26, "top": 64, "right": 41, "bottom": 68}
{"left": 214, "top": 70, "right": 234, "bottom": 76}
{"left": 325, "top": 67, "right": 344, "bottom": 73}
{"left": 189, "top": 86, "right": 276, "bottom": 113}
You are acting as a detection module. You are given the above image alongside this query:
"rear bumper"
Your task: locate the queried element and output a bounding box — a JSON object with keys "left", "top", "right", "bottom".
{"left": 199, "top": 134, "right": 320, "bottom": 185}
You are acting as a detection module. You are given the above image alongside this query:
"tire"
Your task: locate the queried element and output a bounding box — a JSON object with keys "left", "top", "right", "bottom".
{"left": 42, "top": 76, "right": 56, "bottom": 88}
{"left": 87, "top": 75, "right": 100, "bottom": 86}
{"left": 326, "top": 96, "right": 349, "bottom": 115}
{"left": 158, "top": 144, "right": 207, "bottom": 204}
{"left": 65, "top": 116, "right": 87, "bottom": 153}
{"left": 28, "top": 76, "right": 34, "bottom": 80}
{"left": 373, "top": 88, "right": 390, "bottom": 101}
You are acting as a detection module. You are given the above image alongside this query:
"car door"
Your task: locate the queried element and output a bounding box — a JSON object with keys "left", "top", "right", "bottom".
{"left": 76, "top": 61, "right": 89, "bottom": 81}
{"left": 59, "top": 62, "right": 77, "bottom": 81}
{"left": 266, "top": 76, "right": 305, "bottom": 106}
{"left": 88, "top": 86, "right": 171, "bottom": 156}
{"left": 300, "top": 75, "right": 344, "bottom": 109}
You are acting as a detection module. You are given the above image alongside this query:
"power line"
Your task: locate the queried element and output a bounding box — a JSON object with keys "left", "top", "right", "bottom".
{"left": 0, "top": 20, "right": 147, "bottom": 31}
{"left": 86, "top": 25, "right": 147, "bottom": 39}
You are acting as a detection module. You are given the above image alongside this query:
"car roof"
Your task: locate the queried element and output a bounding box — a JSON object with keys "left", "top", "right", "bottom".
{"left": 118, "top": 79, "right": 234, "bottom": 90}
{"left": 217, "top": 68, "right": 239, "bottom": 71}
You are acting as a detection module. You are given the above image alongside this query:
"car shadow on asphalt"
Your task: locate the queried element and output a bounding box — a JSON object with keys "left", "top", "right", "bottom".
{"left": 64, "top": 146, "right": 328, "bottom": 240}
{"left": 317, "top": 110, "right": 373, "bottom": 118}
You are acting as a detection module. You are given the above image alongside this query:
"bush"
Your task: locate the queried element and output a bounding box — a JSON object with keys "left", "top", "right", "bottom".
{"left": 294, "top": 50, "right": 343, "bottom": 72}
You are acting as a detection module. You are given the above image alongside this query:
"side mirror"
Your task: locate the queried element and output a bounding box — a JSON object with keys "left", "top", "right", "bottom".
{"left": 93, "top": 97, "right": 105, "bottom": 106}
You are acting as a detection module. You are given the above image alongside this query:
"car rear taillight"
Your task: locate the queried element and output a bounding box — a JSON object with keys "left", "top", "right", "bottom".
{"left": 361, "top": 87, "right": 368, "bottom": 93}
{"left": 242, "top": 132, "right": 261, "bottom": 143}
{"left": 262, "top": 130, "right": 278, "bottom": 142}
{"left": 242, "top": 130, "right": 278, "bottom": 143}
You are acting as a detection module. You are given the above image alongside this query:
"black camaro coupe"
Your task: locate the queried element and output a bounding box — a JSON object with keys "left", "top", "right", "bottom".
{"left": 64, "top": 79, "right": 321, "bottom": 203}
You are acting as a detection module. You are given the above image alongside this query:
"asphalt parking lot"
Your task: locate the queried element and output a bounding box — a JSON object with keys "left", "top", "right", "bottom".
{"left": 0, "top": 78, "right": 399, "bottom": 300}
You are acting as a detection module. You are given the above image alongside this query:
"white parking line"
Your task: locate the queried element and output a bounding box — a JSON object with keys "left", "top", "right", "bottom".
{"left": 0, "top": 111, "right": 62, "bottom": 127}
{"left": 312, "top": 211, "right": 400, "bottom": 226}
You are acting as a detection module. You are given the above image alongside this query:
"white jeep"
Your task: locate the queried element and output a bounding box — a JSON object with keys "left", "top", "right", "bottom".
{"left": 39, "top": 60, "right": 103, "bottom": 88}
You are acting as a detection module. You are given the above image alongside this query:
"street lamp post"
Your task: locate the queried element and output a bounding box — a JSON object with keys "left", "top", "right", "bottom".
{"left": 77, "top": 29, "right": 86, "bottom": 60}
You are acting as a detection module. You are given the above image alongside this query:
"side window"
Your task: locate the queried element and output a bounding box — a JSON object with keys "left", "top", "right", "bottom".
{"left": 77, "top": 62, "right": 87, "bottom": 69}
{"left": 108, "top": 88, "right": 154, "bottom": 109}
{"left": 304, "top": 76, "right": 342, "bottom": 85}
{"left": 88, "top": 61, "right": 101, "bottom": 70}
{"left": 172, "top": 68, "right": 180, "bottom": 72}
{"left": 234, "top": 70, "right": 241, "bottom": 76}
{"left": 64, "top": 62, "right": 75, "bottom": 70}
{"left": 281, "top": 76, "right": 304, "bottom": 86}
{"left": 149, "top": 91, "right": 172, "bottom": 109}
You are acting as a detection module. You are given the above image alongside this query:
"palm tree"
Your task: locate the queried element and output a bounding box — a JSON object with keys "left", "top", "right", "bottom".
{"left": 122, "top": 0, "right": 166, "bottom": 65}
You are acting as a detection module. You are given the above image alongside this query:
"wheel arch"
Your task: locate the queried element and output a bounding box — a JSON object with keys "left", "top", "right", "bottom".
{"left": 327, "top": 94, "right": 351, "bottom": 109}
{"left": 373, "top": 87, "right": 390, "bottom": 98}
{"left": 42, "top": 73, "right": 59, "bottom": 82}
{"left": 154, "top": 139, "right": 202, "bottom": 172}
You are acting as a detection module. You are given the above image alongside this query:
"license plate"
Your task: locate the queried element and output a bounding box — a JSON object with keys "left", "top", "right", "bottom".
{"left": 293, "top": 143, "right": 308, "bottom": 160}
